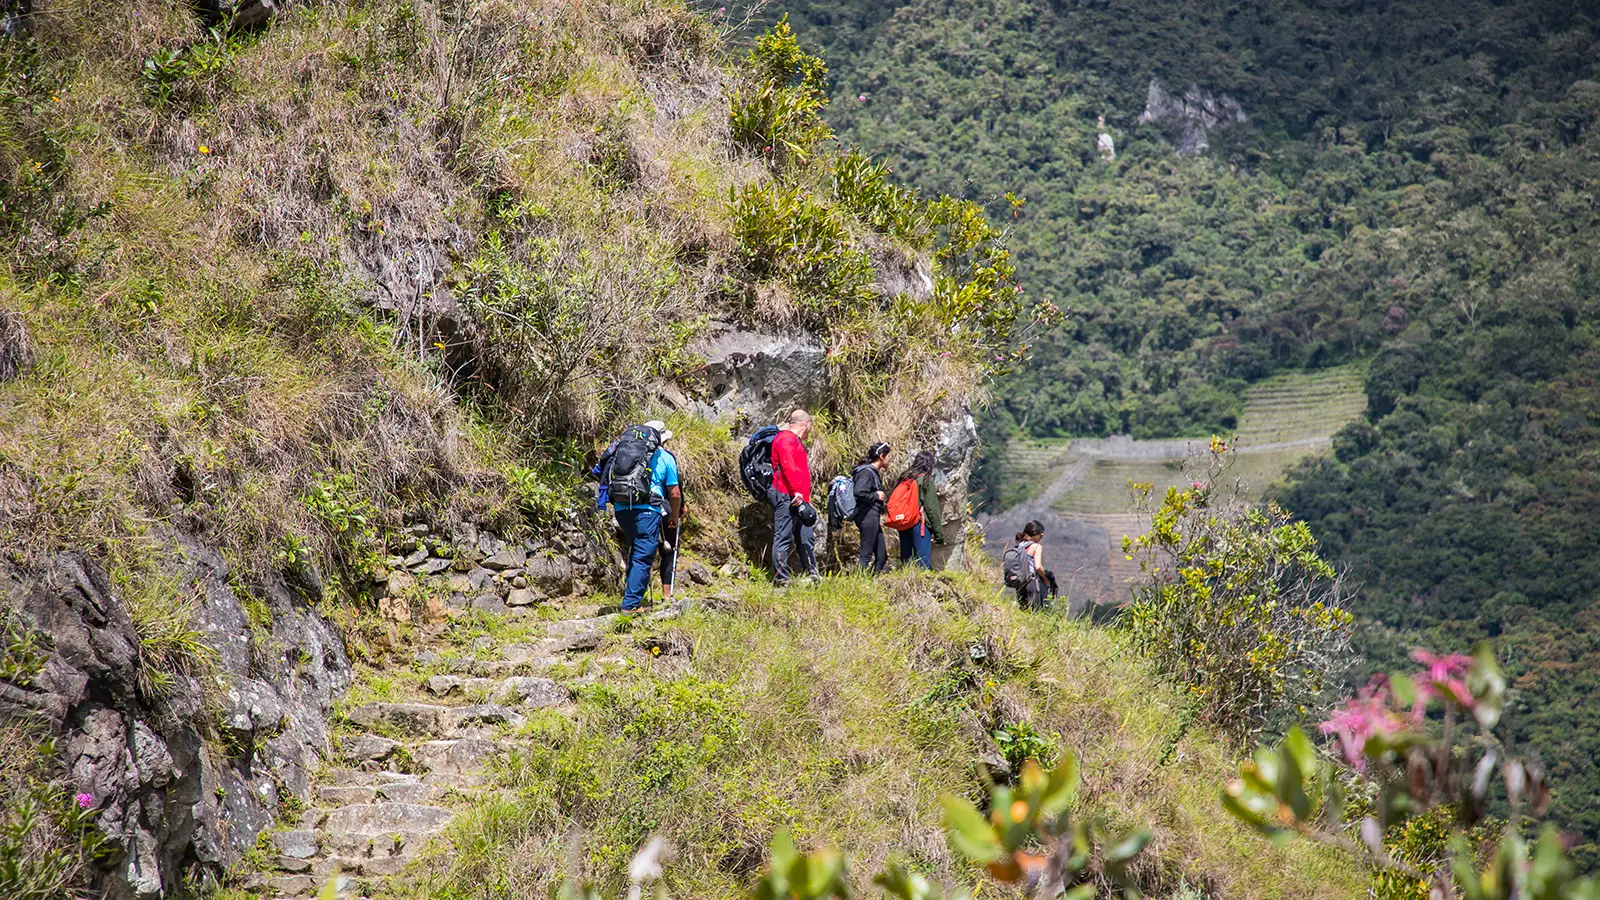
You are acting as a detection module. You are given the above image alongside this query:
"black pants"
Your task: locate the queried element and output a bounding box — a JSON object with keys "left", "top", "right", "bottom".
{"left": 770, "top": 489, "right": 817, "bottom": 584}
{"left": 856, "top": 512, "right": 886, "bottom": 573}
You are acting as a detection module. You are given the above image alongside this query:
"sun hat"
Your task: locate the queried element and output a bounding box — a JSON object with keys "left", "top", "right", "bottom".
{"left": 643, "top": 420, "right": 674, "bottom": 441}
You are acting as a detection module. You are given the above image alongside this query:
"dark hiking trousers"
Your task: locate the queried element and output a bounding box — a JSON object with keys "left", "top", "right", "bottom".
{"left": 856, "top": 511, "right": 886, "bottom": 573}
{"left": 770, "top": 488, "right": 817, "bottom": 584}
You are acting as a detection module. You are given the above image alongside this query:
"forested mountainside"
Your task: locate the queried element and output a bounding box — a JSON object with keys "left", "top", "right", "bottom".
{"left": 761, "top": 0, "right": 1600, "bottom": 869}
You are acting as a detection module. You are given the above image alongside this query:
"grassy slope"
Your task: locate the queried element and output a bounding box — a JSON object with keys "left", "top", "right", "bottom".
{"left": 401, "top": 573, "right": 1359, "bottom": 899}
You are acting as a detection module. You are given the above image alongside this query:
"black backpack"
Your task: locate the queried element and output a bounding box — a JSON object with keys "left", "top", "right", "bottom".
{"left": 1002, "top": 542, "right": 1035, "bottom": 589}
{"left": 739, "top": 425, "right": 781, "bottom": 501}
{"left": 604, "top": 424, "right": 662, "bottom": 505}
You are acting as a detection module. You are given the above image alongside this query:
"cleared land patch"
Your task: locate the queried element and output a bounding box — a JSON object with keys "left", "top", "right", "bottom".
{"left": 986, "top": 365, "right": 1367, "bottom": 607}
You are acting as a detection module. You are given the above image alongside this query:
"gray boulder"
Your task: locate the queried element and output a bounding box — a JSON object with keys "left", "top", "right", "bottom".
{"left": 681, "top": 323, "right": 827, "bottom": 424}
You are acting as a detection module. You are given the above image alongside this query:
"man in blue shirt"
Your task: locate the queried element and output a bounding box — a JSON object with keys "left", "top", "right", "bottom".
{"left": 611, "top": 420, "right": 681, "bottom": 611}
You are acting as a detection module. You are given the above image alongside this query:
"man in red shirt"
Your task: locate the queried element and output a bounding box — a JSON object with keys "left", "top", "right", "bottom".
{"left": 770, "top": 408, "right": 818, "bottom": 585}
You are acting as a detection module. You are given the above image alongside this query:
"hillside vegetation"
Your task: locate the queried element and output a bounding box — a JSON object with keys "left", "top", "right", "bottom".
{"left": 0, "top": 1, "right": 1369, "bottom": 898}
{"left": 762, "top": 0, "right": 1600, "bottom": 867}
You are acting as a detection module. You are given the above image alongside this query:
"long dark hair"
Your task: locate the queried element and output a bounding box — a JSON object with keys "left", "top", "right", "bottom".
{"left": 859, "top": 442, "right": 891, "bottom": 465}
{"left": 897, "top": 449, "right": 936, "bottom": 484}
{"left": 1015, "top": 520, "right": 1044, "bottom": 543}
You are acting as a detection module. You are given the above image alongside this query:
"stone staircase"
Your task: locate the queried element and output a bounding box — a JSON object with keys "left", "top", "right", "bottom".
{"left": 245, "top": 604, "right": 679, "bottom": 899}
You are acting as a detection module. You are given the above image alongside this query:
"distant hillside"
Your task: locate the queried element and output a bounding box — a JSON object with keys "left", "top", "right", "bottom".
{"left": 757, "top": 0, "right": 1600, "bottom": 868}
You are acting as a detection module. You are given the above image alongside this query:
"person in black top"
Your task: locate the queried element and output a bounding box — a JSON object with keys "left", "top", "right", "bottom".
{"left": 853, "top": 442, "right": 891, "bottom": 573}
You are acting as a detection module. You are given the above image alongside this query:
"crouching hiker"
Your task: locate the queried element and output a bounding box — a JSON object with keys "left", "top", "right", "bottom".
{"left": 852, "top": 442, "right": 891, "bottom": 573}
{"left": 891, "top": 450, "right": 945, "bottom": 570}
{"left": 1002, "top": 520, "right": 1047, "bottom": 610}
{"left": 600, "top": 420, "right": 681, "bottom": 611}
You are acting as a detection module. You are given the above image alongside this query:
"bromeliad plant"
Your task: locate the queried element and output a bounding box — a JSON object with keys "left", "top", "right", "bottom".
{"left": 1223, "top": 642, "right": 1600, "bottom": 900}
{"left": 562, "top": 753, "right": 1151, "bottom": 899}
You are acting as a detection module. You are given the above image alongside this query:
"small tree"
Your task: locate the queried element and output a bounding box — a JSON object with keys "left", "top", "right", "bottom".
{"left": 1123, "top": 438, "right": 1356, "bottom": 742}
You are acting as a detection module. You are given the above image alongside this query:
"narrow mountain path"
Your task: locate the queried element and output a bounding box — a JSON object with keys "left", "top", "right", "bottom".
{"left": 246, "top": 601, "right": 683, "bottom": 900}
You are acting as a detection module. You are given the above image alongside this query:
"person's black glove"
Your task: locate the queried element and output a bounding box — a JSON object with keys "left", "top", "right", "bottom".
{"left": 1043, "top": 569, "right": 1060, "bottom": 598}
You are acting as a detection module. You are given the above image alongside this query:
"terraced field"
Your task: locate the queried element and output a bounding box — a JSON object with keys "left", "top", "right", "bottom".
{"left": 984, "top": 365, "right": 1368, "bottom": 610}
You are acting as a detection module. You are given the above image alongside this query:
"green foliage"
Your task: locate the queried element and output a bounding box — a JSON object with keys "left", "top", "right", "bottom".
{"left": 828, "top": 152, "right": 929, "bottom": 249}
{"left": 991, "top": 720, "right": 1058, "bottom": 772}
{"left": 140, "top": 28, "right": 237, "bottom": 106}
{"left": 302, "top": 473, "right": 382, "bottom": 575}
{"left": 729, "top": 16, "right": 833, "bottom": 168}
{"left": 730, "top": 181, "right": 874, "bottom": 322}
{"left": 457, "top": 201, "right": 681, "bottom": 440}
{"left": 125, "top": 574, "right": 221, "bottom": 698}
{"left": 1223, "top": 645, "right": 1600, "bottom": 899}
{"left": 1124, "top": 441, "right": 1355, "bottom": 742}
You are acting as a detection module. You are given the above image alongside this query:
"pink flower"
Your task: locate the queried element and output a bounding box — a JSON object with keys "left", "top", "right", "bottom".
{"left": 1191, "top": 481, "right": 1204, "bottom": 489}
{"left": 1319, "top": 677, "right": 1405, "bottom": 771}
{"left": 76, "top": 792, "right": 94, "bottom": 809}
{"left": 858, "top": 94, "right": 867, "bottom": 102}
{"left": 1410, "top": 649, "right": 1476, "bottom": 717}
{"left": 1411, "top": 650, "right": 1472, "bottom": 684}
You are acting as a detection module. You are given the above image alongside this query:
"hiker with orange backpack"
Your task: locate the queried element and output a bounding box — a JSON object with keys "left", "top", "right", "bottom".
{"left": 887, "top": 449, "right": 945, "bottom": 569}
{"left": 851, "top": 442, "right": 892, "bottom": 573}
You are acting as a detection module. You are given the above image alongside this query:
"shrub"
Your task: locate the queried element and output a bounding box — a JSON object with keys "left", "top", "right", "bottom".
{"left": 458, "top": 203, "right": 679, "bottom": 440}
{"left": 728, "top": 17, "right": 832, "bottom": 169}
{"left": 729, "top": 181, "right": 875, "bottom": 326}
{"left": 1123, "top": 439, "right": 1356, "bottom": 742}
{"left": 829, "top": 152, "right": 930, "bottom": 249}
{"left": 1223, "top": 644, "right": 1600, "bottom": 900}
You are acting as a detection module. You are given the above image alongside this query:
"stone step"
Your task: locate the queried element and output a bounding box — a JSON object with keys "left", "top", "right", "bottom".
{"left": 411, "top": 737, "right": 509, "bottom": 776}
{"left": 315, "top": 780, "right": 445, "bottom": 807}
{"left": 424, "top": 674, "right": 570, "bottom": 708}
{"left": 343, "top": 702, "right": 526, "bottom": 737}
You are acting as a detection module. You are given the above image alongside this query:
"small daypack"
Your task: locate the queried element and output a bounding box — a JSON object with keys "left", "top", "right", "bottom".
{"left": 827, "top": 474, "right": 855, "bottom": 525}
{"left": 604, "top": 424, "right": 661, "bottom": 505}
{"left": 739, "top": 425, "right": 781, "bottom": 501}
{"left": 885, "top": 478, "right": 921, "bottom": 531}
{"left": 1002, "top": 541, "right": 1036, "bottom": 589}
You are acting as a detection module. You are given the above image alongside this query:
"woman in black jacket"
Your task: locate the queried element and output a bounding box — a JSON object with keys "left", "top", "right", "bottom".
{"left": 853, "top": 442, "right": 891, "bottom": 573}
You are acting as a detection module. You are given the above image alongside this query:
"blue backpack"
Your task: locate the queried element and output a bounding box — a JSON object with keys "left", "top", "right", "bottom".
{"left": 827, "top": 474, "right": 856, "bottom": 526}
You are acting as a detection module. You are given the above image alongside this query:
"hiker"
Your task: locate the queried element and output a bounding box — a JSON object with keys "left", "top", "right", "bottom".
{"left": 1003, "top": 520, "right": 1047, "bottom": 610}
{"left": 769, "top": 409, "right": 819, "bottom": 585}
{"left": 768, "top": 406, "right": 819, "bottom": 582}
{"left": 657, "top": 437, "right": 684, "bottom": 607}
{"left": 891, "top": 450, "right": 945, "bottom": 569}
{"left": 852, "top": 442, "right": 892, "bottom": 573}
{"left": 602, "top": 420, "right": 681, "bottom": 611}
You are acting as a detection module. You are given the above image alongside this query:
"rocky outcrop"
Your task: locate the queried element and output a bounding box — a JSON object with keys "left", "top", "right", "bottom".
{"left": 676, "top": 323, "right": 828, "bottom": 425}
{"left": 367, "top": 519, "right": 617, "bottom": 624}
{"left": 1138, "top": 77, "right": 1247, "bottom": 155}
{"left": 0, "top": 537, "right": 351, "bottom": 899}
{"left": 932, "top": 409, "right": 980, "bottom": 571}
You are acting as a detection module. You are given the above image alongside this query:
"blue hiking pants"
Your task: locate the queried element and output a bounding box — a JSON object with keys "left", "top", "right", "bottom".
{"left": 898, "top": 520, "right": 933, "bottom": 569}
{"left": 615, "top": 505, "right": 661, "bottom": 611}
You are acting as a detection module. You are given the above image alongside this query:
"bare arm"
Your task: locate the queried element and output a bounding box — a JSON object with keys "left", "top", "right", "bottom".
{"left": 665, "top": 485, "right": 682, "bottom": 528}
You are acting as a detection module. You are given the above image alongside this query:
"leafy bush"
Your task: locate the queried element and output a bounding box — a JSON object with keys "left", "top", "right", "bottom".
{"left": 1124, "top": 439, "right": 1355, "bottom": 741}
{"left": 303, "top": 473, "right": 383, "bottom": 577}
{"left": 729, "top": 181, "right": 875, "bottom": 324}
{"left": 829, "top": 152, "right": 930, "bottom": 249}
{"left": 458, "top": 202, "right": 680, "bottom": 440}
{"left": 728, "top": 17, "right": 833, "bottom": 168}
{"left": 1223, "top": 644, "right": 1600, "bottom": 899}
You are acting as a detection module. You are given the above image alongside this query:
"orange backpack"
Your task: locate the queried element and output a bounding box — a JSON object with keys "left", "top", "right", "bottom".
{"left": 885, "top": 478, "right": 922, "bottom": 531}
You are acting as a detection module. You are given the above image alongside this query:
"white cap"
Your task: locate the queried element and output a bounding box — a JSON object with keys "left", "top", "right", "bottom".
{"left": 643, "top": 420, "right": 674, "bottom": 441}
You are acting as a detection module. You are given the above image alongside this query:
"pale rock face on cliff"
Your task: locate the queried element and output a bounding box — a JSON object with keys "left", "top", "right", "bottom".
{"left": 1138, "top": 77, "right": 1247, "bottom": 155}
